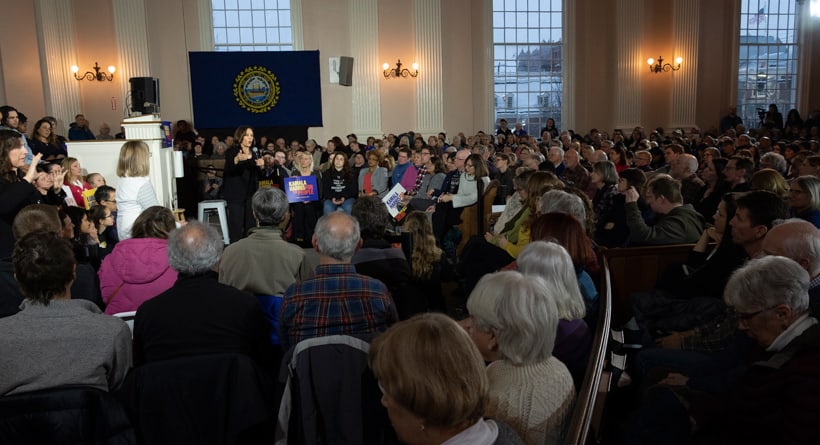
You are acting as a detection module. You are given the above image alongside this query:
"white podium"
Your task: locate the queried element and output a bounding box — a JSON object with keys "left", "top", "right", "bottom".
{"left": 65, "top": 115, "right": 178, "bottom": 209}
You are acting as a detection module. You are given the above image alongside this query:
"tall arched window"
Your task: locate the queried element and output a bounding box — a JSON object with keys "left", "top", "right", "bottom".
{"left": 737, "top": 0, "right": 799, "bottom": 133}
{"left": 212, "top": 0, "right": 292, "bottom": 52}
{"left": 492, "top": 0, "right": 563, "bottom": 137}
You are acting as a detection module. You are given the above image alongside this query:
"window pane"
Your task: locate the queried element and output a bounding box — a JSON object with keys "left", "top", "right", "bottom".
{"left": 493, "top": 0, "right": 563, "bottom": 132}
{"left": 213, "top": 11, "right": 226, "bottom": 27}
{"left": 212, "top": 0, "right": 292, "bottom": 51}
{"left": 736, "top": 0, "right": 799, "bottom": 133}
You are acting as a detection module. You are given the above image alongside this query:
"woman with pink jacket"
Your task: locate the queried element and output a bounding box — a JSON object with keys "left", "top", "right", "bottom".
{"left": 98, "top": 206, "right": 178, "bottom": 315}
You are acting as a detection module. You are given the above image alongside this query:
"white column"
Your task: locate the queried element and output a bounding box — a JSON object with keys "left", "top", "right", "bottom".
{"left": 480, "top": 0, "right": 493, "bottom": 132}
{"left": 197, "top": 0, "right": 214, "bottom": 50}
{"left": 112, "top": 0, "right": 151, "bottom": 77}
{"left": 671, "top": 0, "right": 699, "bottom": 129}
{"left": 413, "top": 0, "right": 444, "bottom": 135}
{"left": 291, "top": 0, "right": 304, "bottom": 50}
{"left": 561, "top": 0, "right": 577, "bottom": 132}
{"left": 35, "top": 0, "right": 82, "bottom": 127}
{"left": 112, "top": 0, "right": 152, "bottom": 113}
{"left": 350, "top": 0, "right": 382, "bottom": 137}
{"left": 614, "top": 0, "right": 642, "bottom": 130}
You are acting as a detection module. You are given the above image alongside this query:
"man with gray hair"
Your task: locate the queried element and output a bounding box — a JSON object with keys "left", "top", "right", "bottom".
{"left": 279, "top": 212, "right": 397, "bottom": 350}
{"left": 133, "top": 221, "right": 274, "bottom": 369}
{"left": 759, "top": 151, "right": 787, "bottom": 175}
{"left": 669, "top": 153, "right": 706, "bottom": 205}
{"left": 220, "top": 188, "right": 311, "bottom": 296}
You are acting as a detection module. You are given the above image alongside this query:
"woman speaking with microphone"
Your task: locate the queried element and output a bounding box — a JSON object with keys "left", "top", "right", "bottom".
{"left": 223, "top": 126, "right": 263, "bottom": 242}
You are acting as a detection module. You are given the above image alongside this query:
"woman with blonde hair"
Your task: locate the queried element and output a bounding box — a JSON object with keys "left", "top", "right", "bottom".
{"left": 115, "top": 140, "right": 159, "bottom": 240}
{"left": 402, "top": 210, "right": 445, "bottom": 311}
{"left": 369, "top": 312, "right": 523, "bottom": 445}
{"left": 290, "top": 150, "right": 323, "bottom": 247}
{"left": 750, "top": 168, "right": 790, "bottom": 200}
{"left": 61, "top": 156, "right": 91, "bottom": 207}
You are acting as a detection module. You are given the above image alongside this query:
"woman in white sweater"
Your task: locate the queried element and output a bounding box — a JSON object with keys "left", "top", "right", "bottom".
{"left": 115, "top": 140, "right": 159, "bottom": 240}
{"left": 464, "top": 270, "right": 576, "bottom": 445}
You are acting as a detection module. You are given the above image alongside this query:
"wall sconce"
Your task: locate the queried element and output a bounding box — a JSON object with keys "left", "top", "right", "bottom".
{"left": 382, "top": 59, "right": 418, "bottom": 78}
{"left": 647, "top": 56, "right": 682, "bottom": 73}
{"left": 71, "top": 62, "right": 115, "bottom": 81}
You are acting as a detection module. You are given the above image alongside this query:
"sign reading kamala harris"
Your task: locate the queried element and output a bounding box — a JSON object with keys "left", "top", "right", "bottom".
{"left": 189, "top": 50, "right": 322, "bottom": 128}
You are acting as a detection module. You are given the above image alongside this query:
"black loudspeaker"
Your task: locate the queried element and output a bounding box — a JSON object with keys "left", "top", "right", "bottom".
{"left": 129, "top": 77, "right": 160, "bottom": 113}
{"left": 339, "top": 56, "right": 354, "bottom": 86}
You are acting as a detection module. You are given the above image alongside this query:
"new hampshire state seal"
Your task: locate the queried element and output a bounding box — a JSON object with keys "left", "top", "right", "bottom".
{"left": 233, "top": 66, "right": 280, "bottom": 113}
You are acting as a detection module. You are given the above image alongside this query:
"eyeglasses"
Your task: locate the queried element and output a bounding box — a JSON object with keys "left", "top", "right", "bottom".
{"left": 105, "top": 214, "right": 114, "bottom": 219}
{"left": 735, "top": 305, "right": 779, "bottom": 322}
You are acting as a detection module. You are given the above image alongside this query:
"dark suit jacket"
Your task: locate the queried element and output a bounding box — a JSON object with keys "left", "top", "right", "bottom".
{"left": 133, "top": 272, "right": 275, "bottom": 371}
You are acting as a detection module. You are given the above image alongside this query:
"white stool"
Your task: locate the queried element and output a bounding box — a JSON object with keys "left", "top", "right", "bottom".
{"left": 198, "top": 200, "right": 230, "bottom": 244}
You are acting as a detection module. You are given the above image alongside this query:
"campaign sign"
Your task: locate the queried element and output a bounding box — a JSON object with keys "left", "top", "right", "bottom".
{"left": 285, "top": 176, "right": 319, "bottom": 203}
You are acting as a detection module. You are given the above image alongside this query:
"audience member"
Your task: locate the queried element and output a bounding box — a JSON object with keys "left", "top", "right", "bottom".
{"left": 98, "top": 206, "right": 178, "bottom": 315}
{"left": 322, "top": 152, "right": 358, "bottom": 214}
{"left": 518, "top": 241, "right": 593, "bottom": 389}
{"left": 762, "top": 219, "right": 820, "bottom": 316}
{"left": 369, "top": 313, "right": 524, "bottom": 444}
{"left": 788, "top": 175, "right": 820, "bottom": 228}
{"left": 669, "top": 153, "right": 706, "bottom": 205}
{"left": 464, "top": 271, "right": 574, "bottom": 444}
{"left": 0, "top": 129, "right": 42, "bottom": 258}
{"left": 68, "top": 114, "right": 95, "bottom": 140}
{"left": 279, "top": 212, "right": 397, "bottom": 350}
{"left": 623, "top": 174, "right": 704, "bottom": 245}
{"left": 133, "top": 221, "right": 274, "bottom": 370}
{"left": 0, "top": 231, "right": 131, "bottom": 395}
{"left": 115, "top": 141, "right": 160, "bottom": 239}
{"left": 351, "top": 196, "right": 421, "bottom": 319}
{"left": 219, "top": 187, "right": 310, "bottom": 296}
{"left": 0, "top": 204, "right": 103, "bottom": 317}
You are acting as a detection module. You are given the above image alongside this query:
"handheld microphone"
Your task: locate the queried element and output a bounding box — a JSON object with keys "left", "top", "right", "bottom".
{"left": 252, "top": 147, "right": 259, "bottom": 160}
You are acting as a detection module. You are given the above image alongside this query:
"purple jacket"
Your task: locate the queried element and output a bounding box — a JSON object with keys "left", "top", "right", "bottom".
{"left": 98, "top": 237, "right": 177, "bottom": 315}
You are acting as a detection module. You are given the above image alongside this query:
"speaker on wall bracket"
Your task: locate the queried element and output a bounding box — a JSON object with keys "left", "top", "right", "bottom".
{"left": 339, "top": 56, "right": 354, "bottom": 86}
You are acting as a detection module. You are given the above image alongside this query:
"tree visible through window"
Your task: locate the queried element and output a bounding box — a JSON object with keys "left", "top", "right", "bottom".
{"left": 492, "top": 0, "right": 563, "bottom": 138}
{"left": 737, "top": 0, "right": 798, "bottom": 133}
{"left": 212, "top": 0, "right": 292, "bottom": 52}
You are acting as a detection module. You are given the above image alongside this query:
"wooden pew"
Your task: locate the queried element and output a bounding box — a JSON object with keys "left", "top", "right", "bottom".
{"left": 601, "top": 243, "right": 697, "bottom": 326}
{"left": 456, "top": 180, "right": 499, "bottom": 255}
{"left": 562, "top": 253, "right": 613, "bottom": 445}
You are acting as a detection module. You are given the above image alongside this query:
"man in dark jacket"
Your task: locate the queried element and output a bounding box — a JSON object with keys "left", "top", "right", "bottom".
{"left": 624, "top": 174, "right": 705, "bottom": 245}
{"left": 133, "top": 221, "right": 275, "bottom": 371}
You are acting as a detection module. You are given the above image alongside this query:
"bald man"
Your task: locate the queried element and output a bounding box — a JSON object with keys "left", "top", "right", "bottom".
{"left": 763, "top": 218, "right": 820, "bottom": 315}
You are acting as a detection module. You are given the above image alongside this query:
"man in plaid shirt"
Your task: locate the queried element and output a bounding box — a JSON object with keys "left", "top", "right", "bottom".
{"left": 279, "top": 212, "right": 398, "bottom": 350}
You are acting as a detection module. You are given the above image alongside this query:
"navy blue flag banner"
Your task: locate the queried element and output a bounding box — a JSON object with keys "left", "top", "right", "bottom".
{"left": 189, "top": 50, "right": 322, "bottom": 128}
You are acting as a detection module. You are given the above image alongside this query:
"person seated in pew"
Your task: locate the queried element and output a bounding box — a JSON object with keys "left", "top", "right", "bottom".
{"left": 622, "top": 174, "right": 705, "bottom": 245}
{"left": 629, "top": 256, "right": 820, "bottom": 444}
{"left": 279, "top": 212, "right": 398, "bottom": 351}
{"left": 0, "top": 231, "right": 131, "bottom": 395}
{"left": 641, "top": 190, "right": 790, "bottom": 351}
{"left": 219, "top": 187, "right": 311, "bottom": 296}
{"left": 518, "top": 240, "right": 593, "bottom": 391}
{"left": 370, "top": 313, "right": 524, "bottom": 445}
{"left": 350, "top": 196, "right": 423, "bottom": 320}
{"left": 133, "top": 222, "right": 275, "bottom": 371}
{"left": 458, "top": 171, "right": 562, "bottom": 294}
{"left": 431, "top": 152, "right": 490, "bottom": 244}
{"left": 0, "top": 204, "right": 103, "bottom": 318}
{"left": 463, "top": 271, "right": 575, "bottom": 445}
